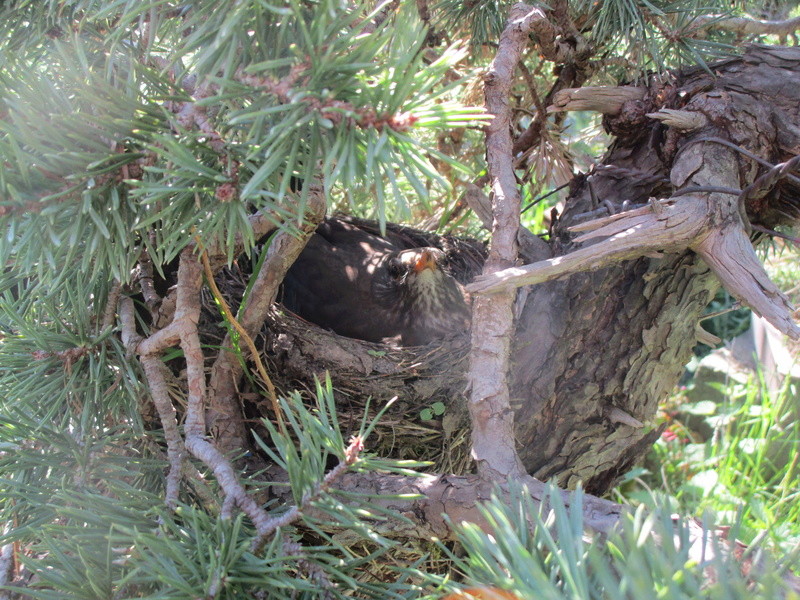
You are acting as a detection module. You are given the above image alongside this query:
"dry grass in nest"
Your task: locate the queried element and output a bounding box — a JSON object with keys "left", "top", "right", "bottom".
{"left": 257, "top": 310, "right": 476, "bottom": 475}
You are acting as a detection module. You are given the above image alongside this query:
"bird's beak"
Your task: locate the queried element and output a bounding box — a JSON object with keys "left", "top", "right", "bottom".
{"left": 413, "top": 249, "right": 438, "bottom": 273}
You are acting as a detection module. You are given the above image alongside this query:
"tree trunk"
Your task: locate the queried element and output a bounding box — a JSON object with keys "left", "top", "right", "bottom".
{"left": 510, "top": 255, "right": 716, "bottom": 491}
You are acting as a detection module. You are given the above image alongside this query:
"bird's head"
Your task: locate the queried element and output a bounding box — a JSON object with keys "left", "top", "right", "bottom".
{"left": 374, "top": 247, "right": 471, "bottom": 345}
{"left": 388, "top": 247, "right": 442, "bottom": 276}
{"left": 379, "top": 248, "right": 449, "bottom": 299}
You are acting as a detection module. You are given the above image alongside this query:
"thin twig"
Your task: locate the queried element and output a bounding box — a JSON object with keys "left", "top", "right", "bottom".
{"left": 120, "top": 296, "right": 184, "bottom": 510}
{"left": 751, "top": 224, "right": 800, "bottom": 246}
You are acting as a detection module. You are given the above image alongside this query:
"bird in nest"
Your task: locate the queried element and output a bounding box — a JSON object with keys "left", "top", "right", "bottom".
{"left": 281, "top": 217, "right": 474, "bottom": 346}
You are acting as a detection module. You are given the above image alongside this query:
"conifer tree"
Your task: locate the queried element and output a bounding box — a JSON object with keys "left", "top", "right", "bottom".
{"left": 1, "top": 1, "right": 798, "bottom": 598}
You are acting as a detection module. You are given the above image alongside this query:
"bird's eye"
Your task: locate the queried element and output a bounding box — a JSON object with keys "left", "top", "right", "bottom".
{"left": 387, "top": 259, "right": 404, "bottom": 279}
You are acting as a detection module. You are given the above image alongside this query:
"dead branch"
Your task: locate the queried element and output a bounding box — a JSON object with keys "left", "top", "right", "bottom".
{"left": 465, "top": 197, "right": 704, "bottom": 291}
{"left": 548, "top": 86, "right": 647, "bottom": 114}
{"left": 692, "top": 14, "right": 800, "bottom": 38}
{"left": 467, "top": 132, "right": 800, "bottom": 340}
{"left": 695, "top": 323, "right": 722, "bottom": 347}
{"left": 693, "top": 223, "right": 799, "bottom": 338}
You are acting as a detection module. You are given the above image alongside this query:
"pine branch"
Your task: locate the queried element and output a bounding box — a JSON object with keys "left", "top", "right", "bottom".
{"left": 252, "top": 436, "right": 365, "bottom": 552}
{"left": 120, "top": 297, "right": 183, "bottom": 510}
{"left": 170, "top": 251, "right": 278, "bottom": 535}
{"left": 128, "top": 247, "right": 275, "bottom": 529}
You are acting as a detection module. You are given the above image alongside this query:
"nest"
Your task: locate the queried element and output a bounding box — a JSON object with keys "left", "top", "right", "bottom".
{"left": 199, "top": 218, "right": 487, "bottom": 475}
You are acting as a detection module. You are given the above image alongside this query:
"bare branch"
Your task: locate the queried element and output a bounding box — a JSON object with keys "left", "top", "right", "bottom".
{"left": 120, "top": 297, "right": 184, "bottom": 510}
{"left": 207, "top": 186, "right": 326, "bottom": 455}
{"left": 692, "top": 14, "right": 800, "bottom": 38}
{"left": 695, "top": 323, "right": 722, "bottom": 347}
{"left": 605, "top": 407, "right": 645, "bottom": 428}
{"left": 469, "top": 3, "right": 548, "bottom": 481}
{"left": 548, "top": 86, "right": 647, "bottom": 114}
{"left": 135, "top": 252, "right": 164, "bottom": 324}
{"left": 466, "top": 196, "right": 705, "bottom": 293}
{"left": 693, "top": 225, "right": 800, "bottom": 339}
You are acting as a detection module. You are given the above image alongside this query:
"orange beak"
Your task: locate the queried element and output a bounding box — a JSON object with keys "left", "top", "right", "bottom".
{"left": 413, "top": 249, "right": 438, "bottom": 273}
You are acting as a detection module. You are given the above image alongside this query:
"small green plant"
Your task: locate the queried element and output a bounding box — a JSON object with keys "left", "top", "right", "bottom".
{"left": 420, "top": 401, "right": 446, "bottom": 421}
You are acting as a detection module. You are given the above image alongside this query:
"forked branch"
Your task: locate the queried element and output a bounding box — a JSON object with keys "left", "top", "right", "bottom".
{"left": 467, "top": 137, "right": 800, "bottom": 340}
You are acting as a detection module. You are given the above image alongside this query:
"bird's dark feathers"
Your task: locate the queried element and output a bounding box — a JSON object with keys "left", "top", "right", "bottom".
{"left": 281, "top": 217, "right": 478, "bottom": 345}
